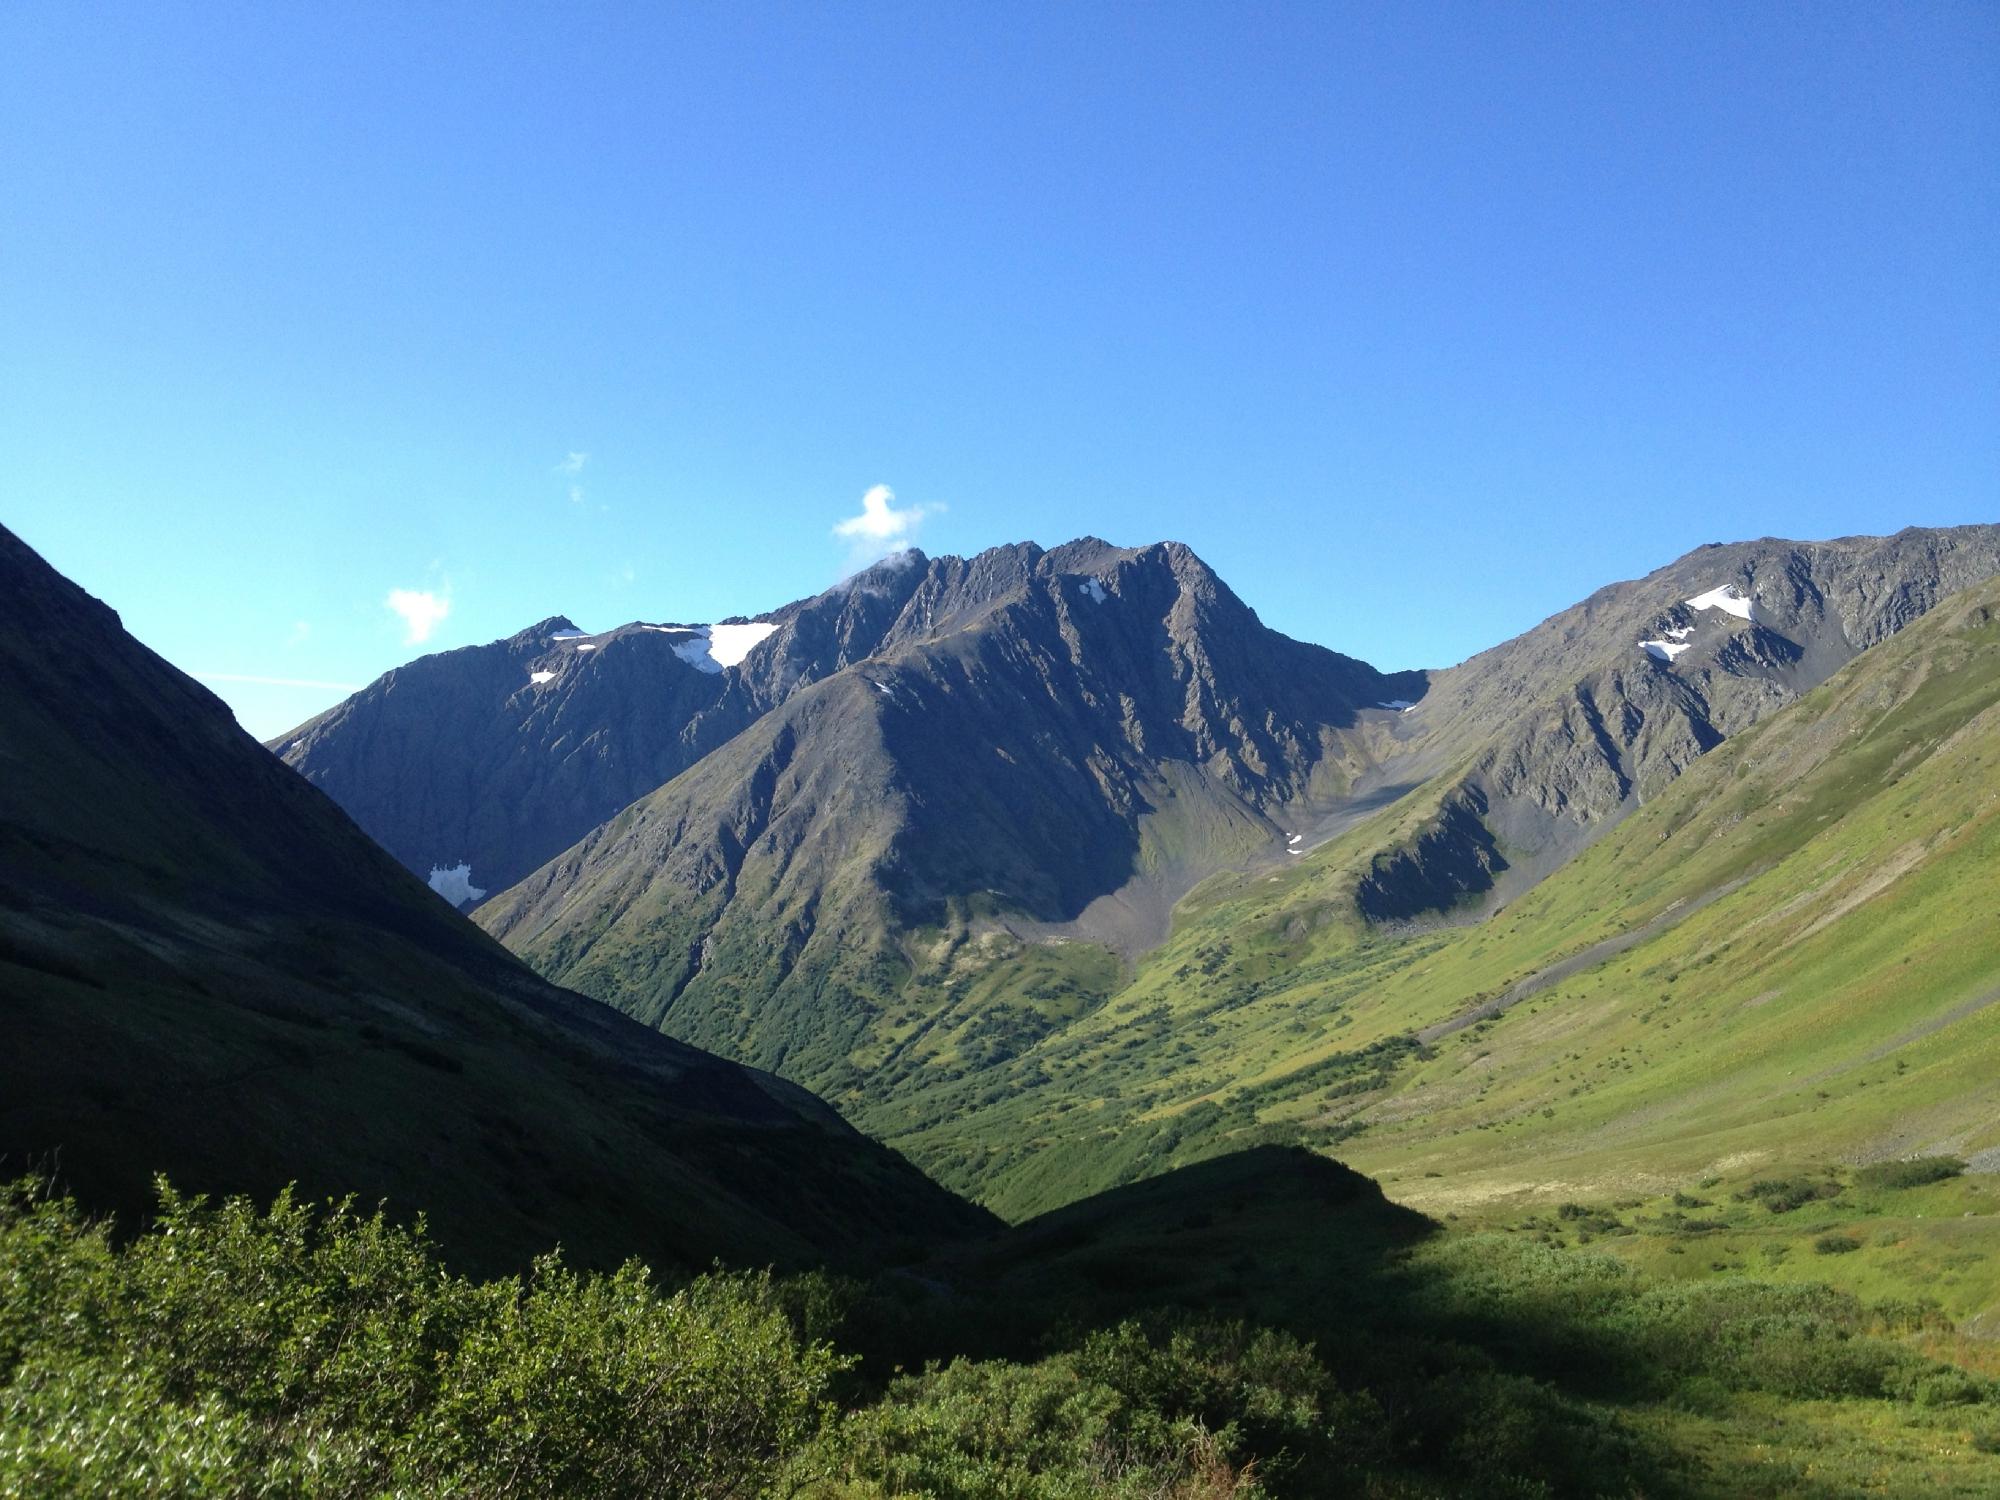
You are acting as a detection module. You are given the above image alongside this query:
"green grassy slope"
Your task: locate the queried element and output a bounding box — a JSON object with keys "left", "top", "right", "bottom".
{"left": 877, "top": 576, "right": 2000, "bottom": 1238}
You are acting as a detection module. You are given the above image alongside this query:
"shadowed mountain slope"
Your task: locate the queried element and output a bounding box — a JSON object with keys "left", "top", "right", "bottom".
{"left": 0, "top": 524, "right": 993, "bottom": 1274}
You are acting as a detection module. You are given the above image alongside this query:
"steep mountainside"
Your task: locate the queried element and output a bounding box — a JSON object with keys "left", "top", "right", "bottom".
{"left": 1353, "top": 526, "right": 2000, "bottom": 919}
{"left": 0, "top": 524, "right": 992, "bottom": 1273}
{"left": 877, "top": 573, "right": 2000, "bottom": 1219}
{"left": 477, "top": 540, "right": 1425, "bottom": 1091}
{"left": 280, "top": 538, "right": 1400, "bottom": 907}
{"left": 272, "top": 613, "right": 764, "bottom": 904}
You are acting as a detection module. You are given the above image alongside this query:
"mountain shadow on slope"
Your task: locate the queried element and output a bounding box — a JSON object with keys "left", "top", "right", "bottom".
{"left": 0, "top": 523, "right": 994, "bottom": 1277}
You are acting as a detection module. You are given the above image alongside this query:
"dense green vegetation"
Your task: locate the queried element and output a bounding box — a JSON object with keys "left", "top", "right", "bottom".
{"left": 7, "top": 1156, "right": 1999, "bottom": 1497}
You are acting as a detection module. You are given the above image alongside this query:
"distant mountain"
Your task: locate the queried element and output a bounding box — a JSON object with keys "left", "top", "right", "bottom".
{"left": 1349, "top": 525, "right": 2000, "bottom": 921}
{"left": 474, "top": 539, "right": 1426, "bottom": 1088}
{"left": 0, "top": 524, "right": 992, "bottom": 1273}
{"left": 270, "top": 612, "right": 767, "bottom": 905}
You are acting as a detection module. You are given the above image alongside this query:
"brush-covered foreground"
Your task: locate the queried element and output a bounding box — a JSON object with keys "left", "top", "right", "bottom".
{"left": 6, "top": 1152, "right": 1999, "bottom": 1499}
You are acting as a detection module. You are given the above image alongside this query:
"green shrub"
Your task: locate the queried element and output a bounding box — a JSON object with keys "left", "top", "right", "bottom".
{"left": 0, "top": 1178, "right": 843, "bottom": 1499}
{"left": 1741, "top": 1176, "right": 1844, "bottom": 1214}
{"left": 1812, "top": 1233, "right": 1862, "bottom": 1255}
{"left": 1853, "top": 1156, "right": 1966, "bottom": 1191}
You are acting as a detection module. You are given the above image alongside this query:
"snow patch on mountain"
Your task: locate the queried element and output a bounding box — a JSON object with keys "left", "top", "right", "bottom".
{"left": 671, "top": 638, "right": 719, "bottom": 672}
{"left": 673, "top": 621, "right": 779, "bottom": 673}
{"left": 709, "top": 621, "right": 778, "bottom": 666}
{"left": 529, "top": 670, "right": 556, "bottom": 684}
{"left": 550, "top": 628, "right": 594, "bottom": 641}
{"left": 1080, "top": 579, "right": 1108, "bottom": 604}
{"left": 1640, "top": 638, "right": 1693, "bottom": 662}
{"left": 1686, "top": 584, "right": 1757, "bottom": 621}
{"left": 1377, "top": 699, "right": 1417, "bottom": 711}
{"left": 427, "top": 863, "right": 487, "bottom": 905}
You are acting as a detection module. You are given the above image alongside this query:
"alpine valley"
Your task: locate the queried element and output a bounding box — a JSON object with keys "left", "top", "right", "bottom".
{"left": 282, "top": 525, "right": 2000, "bottom": 1219}
{"left": 11, "top": 519, "right": 2000, "bottom": 1497}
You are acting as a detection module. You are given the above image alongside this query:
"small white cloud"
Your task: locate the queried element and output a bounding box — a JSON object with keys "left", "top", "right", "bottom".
{"left": 557, "top": 451, "right": 589, "bottom": 474}
{"left": 285, "top": 620, "right": 311, "bottom": 646}
{"left": 833, "top": 484, "right": 940, "bottom": 566}
{"left": 568, "top": 483, "right": 586, "bottom": 506}
{"left": 386, "top": 587, "right": 450, "bottom": 644}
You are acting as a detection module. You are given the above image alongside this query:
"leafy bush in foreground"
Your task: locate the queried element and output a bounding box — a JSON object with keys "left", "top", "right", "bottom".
{"left": 0, "top": 1178, "right": 840, "bottom": 1498}
{"left": 3, "top": 1175, "right": 1994, "bottom": 1498}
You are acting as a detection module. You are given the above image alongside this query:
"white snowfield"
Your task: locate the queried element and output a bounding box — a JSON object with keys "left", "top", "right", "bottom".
{"left": 1639, "top": 584, "right": 1759, "bottom": 661}
{"left": 1080, "top": 578, "right": 1108, "bottom": 604}
{"left": 672, "top": 621, "right": 779, "bottom": 674}
{"left": 708, "top": 621, "right": 778, "bottom": 665}
{"left": 549, "top": 628, "right": 594, "bottom": 641}
{"left": 1685, "top": 583, "right": 1757, "bottom": 621}
{"left": 574, "top": 643, "right": 596, "bottom": 652}
{"left": 529, "top": 669, "right": 556, "bottom": 684}
{"left": 1376, "top": 699, "right": 1417, "bottom": 711}
{"left": 427, "top": 863, "right": 487, "bottom": 905}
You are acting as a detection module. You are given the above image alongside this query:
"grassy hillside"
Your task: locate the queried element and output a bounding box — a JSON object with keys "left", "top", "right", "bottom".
{"left": 865, "top": 577, "right": 2000, "bottom": 1244}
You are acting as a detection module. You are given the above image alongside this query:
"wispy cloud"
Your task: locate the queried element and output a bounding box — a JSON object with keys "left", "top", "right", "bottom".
{"left": 193, "top": 672, "right": 363, "bottom": 691}
{"left": 286, "top": 620, "right": 311, "bottom": 647}
{"left": 385, "top": 587, "right": 450, "bottom": 644}
{"left": 555, "top": 451, "right": 592, "bottom": 507}
{"left": 833, "top": 484, "right": 940, "bottom": 568}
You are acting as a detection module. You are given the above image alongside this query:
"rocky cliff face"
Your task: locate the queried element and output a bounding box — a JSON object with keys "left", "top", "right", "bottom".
{"left": 1359, "top": 525, "right": 2000, "bottom": 919}
{"left": 280, "top": 538, "right": 1425, "bottom": 913}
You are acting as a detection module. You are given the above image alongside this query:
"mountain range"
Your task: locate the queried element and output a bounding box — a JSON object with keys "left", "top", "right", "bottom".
{"left": 10, "top": 513, "right": 2000, "bottom": 1494}
{"left": 261, "top": 522, "right": 2000, "bottom": 1220}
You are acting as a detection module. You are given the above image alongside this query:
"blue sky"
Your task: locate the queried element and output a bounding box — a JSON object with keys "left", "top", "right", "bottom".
{"left": 4, "top": 3, "right": 1994, "bottom": 739}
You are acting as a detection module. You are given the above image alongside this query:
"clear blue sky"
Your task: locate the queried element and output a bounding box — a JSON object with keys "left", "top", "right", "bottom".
{"left": 5, "top": 3, "right": 1994, "bottom": 738}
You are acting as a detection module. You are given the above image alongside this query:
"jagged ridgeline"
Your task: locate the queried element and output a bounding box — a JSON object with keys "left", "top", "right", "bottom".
{"left": 283, "top": 525, "right": 2000, "bottom": 1210}
{"left": 0, "top": 523, "right": 993, "bottom": 1273}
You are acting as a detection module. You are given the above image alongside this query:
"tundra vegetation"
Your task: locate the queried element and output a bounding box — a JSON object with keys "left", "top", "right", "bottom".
{"left": 4, "top": 1158, "right": 1997, "bottom": 1499}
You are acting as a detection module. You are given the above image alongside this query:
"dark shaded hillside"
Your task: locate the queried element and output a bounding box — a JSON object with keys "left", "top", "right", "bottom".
{"left": 0, "top": 523, "right": 993, "bottom": 1275}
